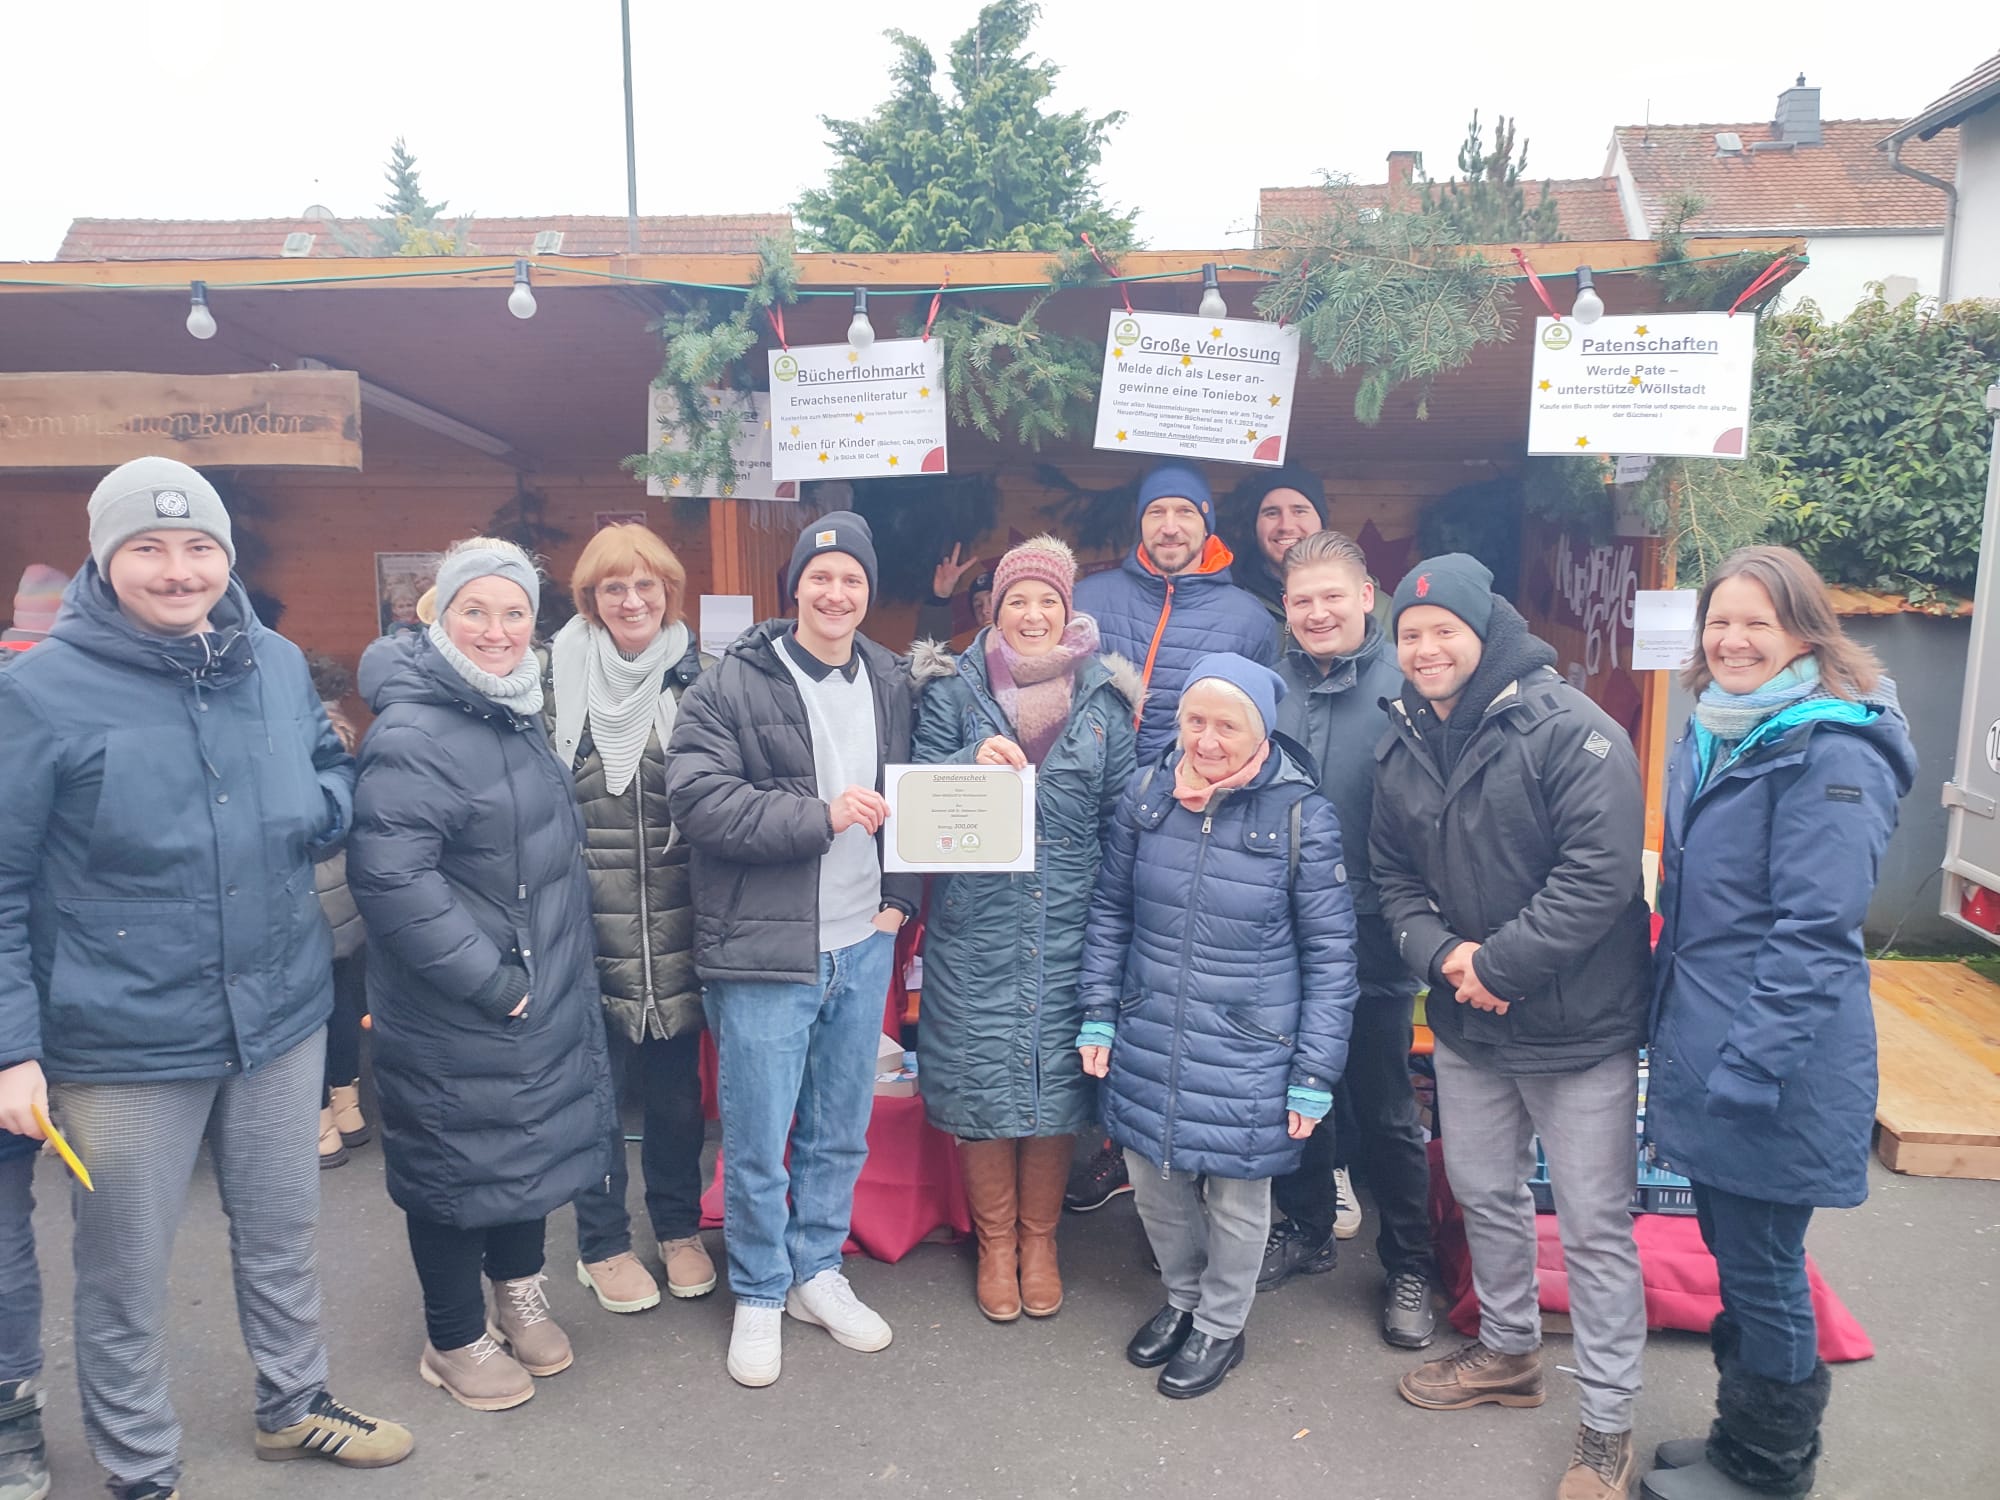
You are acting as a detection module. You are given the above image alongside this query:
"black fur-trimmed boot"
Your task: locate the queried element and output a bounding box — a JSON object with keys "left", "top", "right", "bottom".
{"left": 1652, "top": 1313, "right": 1740, "bottom": 1471}
{"left": 1642, "top": 1355, "right": 1831, "bottom": 1499}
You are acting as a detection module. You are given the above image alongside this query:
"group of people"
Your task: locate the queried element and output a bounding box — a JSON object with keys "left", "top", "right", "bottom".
{"left": 0, "top": 450, "right": 1910, "bottom": 1500}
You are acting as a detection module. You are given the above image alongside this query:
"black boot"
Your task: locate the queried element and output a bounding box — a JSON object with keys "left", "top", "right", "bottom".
{"left": 1642, "top": 1357, "right": 1831, "bottom": 1500}
{"left": 1654, "top": 1313, "right": 1741, "bottom": 1470}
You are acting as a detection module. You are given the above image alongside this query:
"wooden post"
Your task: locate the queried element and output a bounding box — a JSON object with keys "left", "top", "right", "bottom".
{"left": 1636, "top": 478, "right": 1683, "bottom": 881}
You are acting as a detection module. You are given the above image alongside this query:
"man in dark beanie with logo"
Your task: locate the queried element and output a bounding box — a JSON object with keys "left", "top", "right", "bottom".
{"left": 0, "top": 457, "right": 412, "bottom": 1499}
{"left": 666, "top": 510, "right": 919, "bottom": 1389}
{"left": 1370, "top": 553, "right": 1651, "bottom": 1500}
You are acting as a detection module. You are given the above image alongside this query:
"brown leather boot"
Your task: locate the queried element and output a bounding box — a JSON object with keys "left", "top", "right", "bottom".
{"left": 1016, "top": 1134, "right": 1074, "bottom": 1318}
{"left": 956, "top": 1139, "right": 1021, "bottom": 1321}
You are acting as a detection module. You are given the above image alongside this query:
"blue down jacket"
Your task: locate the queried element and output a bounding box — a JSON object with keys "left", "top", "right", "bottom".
{"left": 0, "top": 569, "right": 350, "bottom": 1085}
{"left": 1073, "top": 539, "right": 1279, "bottom": 766}
{"left": 1079, "top": 737, "right": 1359, "bottom": 1180}
{"left": 910, "top": 635, "right": 1139, "bottom": 1140}
{"left": 349, "top": 633, "right": 614, "bottom": 1229}
{"left": 1648, "top": 687, "right": 1915, "bottom": 1209}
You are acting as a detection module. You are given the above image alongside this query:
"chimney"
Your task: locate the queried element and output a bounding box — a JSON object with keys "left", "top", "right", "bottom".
{"left": 1386, "top": 150, "right": 1422, "bottom": 211}
{"left": 1773, "top": 73, "right": 1821, "bottom": 146}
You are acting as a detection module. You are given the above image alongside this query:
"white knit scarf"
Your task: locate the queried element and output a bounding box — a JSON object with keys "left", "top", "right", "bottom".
{"left": 427, "top": 620, "right": 546, "bottom": 718}
{"left": 549, "top": 614, "right": 691, "bottom": 796}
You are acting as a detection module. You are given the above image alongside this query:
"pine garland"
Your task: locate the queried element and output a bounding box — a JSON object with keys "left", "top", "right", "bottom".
{"left": 1650, "top": 195, "right": 1786, "bottom": 309}
{"left": 918, "top": 294, "right": 1101, "bottom": 450}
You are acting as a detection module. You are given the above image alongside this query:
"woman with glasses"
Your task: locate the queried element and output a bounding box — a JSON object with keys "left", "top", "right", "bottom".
{"left": 349, "top": 537, "right": 614, "bottom": 1412}
{"left": 547, "top": 525, "right": 717, "bottom": 1316}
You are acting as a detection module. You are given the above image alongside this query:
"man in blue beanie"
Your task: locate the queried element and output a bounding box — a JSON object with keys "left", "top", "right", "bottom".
{"left": 1066, "top": 463, "right": 1277, "bottom": 1213}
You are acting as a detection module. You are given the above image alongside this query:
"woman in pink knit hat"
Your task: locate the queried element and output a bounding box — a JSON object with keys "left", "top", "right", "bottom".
{"left": 1, "top": 566, "right": 68, "bottom": 651}
{"left": 911, "top": 535, "right": 1141, "bottom": 1323}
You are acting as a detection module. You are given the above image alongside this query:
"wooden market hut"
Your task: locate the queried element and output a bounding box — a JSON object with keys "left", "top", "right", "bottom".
{"left": 0, "top": 237, "right": 1802, "bottom": 837}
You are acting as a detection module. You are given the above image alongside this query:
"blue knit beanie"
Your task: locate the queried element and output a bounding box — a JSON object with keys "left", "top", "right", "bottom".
{"left": 1136, "top": 463, "right": 1213, "bottom": 530}
{"left": 1183, "top": 651, "right": 1286, "bottom": 739}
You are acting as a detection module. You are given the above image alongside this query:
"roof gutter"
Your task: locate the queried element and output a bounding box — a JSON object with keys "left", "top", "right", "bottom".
{"left": 1885, "top": 136, "right": 1958, "bottom": 301}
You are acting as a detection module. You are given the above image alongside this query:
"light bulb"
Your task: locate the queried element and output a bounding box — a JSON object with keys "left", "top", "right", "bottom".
{"left": 508, "top": 259, "right": 537, "bottom": 320}
{"left": 847, "top": 289, "right": 875, "bottom": 351}
{"left": 1198, "top": 262, "right": 1227, "bottom": 320}
{"left": 1572, "top": 266, "right": 1604, "bottom": 325}
{"left": 186, "top": 282, "right": 216, "bottom": 340}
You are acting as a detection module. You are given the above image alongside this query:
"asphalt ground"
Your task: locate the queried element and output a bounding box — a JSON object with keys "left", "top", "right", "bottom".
{"left": 23, "top": 1129, "right": 1998, "bottom": 1499}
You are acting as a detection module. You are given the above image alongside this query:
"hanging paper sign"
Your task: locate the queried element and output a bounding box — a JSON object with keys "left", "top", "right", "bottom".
{"left": 1632, "top": 589, "right": 1700, "bottom": 671}
{"left": 1527, "top": 313, "right": 1756, "bottom": 460}
{"left": 767, "top": 339, "right": 947, "bottom": 482}
{"left": 1093, "top": 311, "right": 1301, "bottom": 466}
{"left": 645, "top": 387, "right": 790, "bottom": 500}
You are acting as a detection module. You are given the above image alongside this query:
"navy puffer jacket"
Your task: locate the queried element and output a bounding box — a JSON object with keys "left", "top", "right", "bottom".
{"left": 1648, "top": 687, "right": 1915, "bottom": 1208}
{"left": 1079, "top": 737, "right": 1359, "bottom": 1180}
{"left": 349, "top": 633, "right": 614, "bottom": 1230}
{"left": 1073, "top": 541, "right": 1279, "bottom": 766}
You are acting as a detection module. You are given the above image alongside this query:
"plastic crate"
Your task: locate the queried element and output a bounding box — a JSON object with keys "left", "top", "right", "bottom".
{"left": 1525, "top": 1137, "right": 1698, "bottom": 1217}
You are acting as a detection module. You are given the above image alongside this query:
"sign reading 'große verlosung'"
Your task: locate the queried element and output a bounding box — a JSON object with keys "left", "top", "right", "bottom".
{"left": 0, "top": 370, "right": 363, "bottom": 470}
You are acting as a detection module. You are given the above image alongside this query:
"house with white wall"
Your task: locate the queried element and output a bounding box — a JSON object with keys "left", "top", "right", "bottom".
{"left": 1604, "top": 77, "right": 1957, "bottom": 315}
{"left": 1882, "top": 52, "right": 2000, "bottom": 302}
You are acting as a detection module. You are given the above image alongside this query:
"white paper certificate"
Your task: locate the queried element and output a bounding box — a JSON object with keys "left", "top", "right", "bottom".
{"left": 883, "top": 765, "right": 1037, "bottom": 873}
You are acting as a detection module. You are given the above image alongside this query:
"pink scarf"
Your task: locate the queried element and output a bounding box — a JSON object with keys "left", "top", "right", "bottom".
{"left": 1172, "top": 739, "right": 1272, "bottom": 811}
{"left": 985, "top": 615, "right": 1100, "bottom": 766}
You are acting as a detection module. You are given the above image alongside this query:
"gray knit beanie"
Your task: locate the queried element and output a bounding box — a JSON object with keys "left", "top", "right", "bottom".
{"left": 87, "top": 457, "right": 235, "bottom": 571}
{"left": 433, "top": 542, "right": 541, "bottom": 618}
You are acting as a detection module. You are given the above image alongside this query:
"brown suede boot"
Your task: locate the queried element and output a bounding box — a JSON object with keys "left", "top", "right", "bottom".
{"left": 957, "top": 1139, "right": 1021, "bottom": 1321}
{"left": 1398, "top": 1339, "right": 1545, "bottom": 1410}
{"left": 1016, "top": 1135, "right": 1074, "bottom": 1318}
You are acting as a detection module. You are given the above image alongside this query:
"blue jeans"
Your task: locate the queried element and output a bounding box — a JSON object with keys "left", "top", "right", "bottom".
{"left": 1692, "top": 1179, "right": 1817, "bottom": 1383}
{"left": 703, "top": 931, "right": 895, "bottom": 1307}
{"left": 0, "top": 1149, "right": 41, "bottom": 1382}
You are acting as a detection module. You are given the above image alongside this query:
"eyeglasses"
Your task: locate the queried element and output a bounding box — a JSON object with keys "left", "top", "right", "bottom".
{"left": 597, "top": 579, "right": 663, "bottom": 602}
{"left": 449, "top": 606, "right": 533, "bottom": 631}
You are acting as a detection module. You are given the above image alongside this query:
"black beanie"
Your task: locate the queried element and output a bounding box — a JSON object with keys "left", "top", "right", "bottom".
{"left": 1391, "top": 553, "right": 1495, "bottom": 639}
{"left": 1240, "top": 463, "right": 1327, "bottom": 523}
{"left": 788, "top": 510, "right": 879, "bottom": 598}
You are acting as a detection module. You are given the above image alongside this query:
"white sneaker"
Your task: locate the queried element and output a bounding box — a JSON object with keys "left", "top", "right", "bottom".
{"left": 727, "top": 1304, "right": 783, "bottom": 1388}
{"left": 784, "top": 1268, "right": 893, "bottom": 1352}
{"left": 1333, "top": 1166, "right": 1364, "bottom": 1240}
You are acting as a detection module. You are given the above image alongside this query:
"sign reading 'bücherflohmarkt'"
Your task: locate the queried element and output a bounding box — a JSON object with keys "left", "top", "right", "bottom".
{"left": 1093, "top": 312, "right": 1301, "bottom": 466}
{"left": 767, "top": 338, "right": 947, "bottom": 482}
{"left": 1527, "top": 312, "right": 1756, "bottom": 459}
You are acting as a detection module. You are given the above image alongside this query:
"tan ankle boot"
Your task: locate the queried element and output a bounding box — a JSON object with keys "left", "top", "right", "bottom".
{"left": 1016, "top": 1135, "right": 1074, "bottom": 1317}
{"left": 329, "top": 1081, "right": 370, "bottom": 1146}
{"left": 956, "top": 1139, "right": 1021, "bottom": 1321}
{"left": 317, "top": 1106, "right": 347, "bottom": 1168}
{"left": 489, "top": 1273, "right": 573, "bottom": 1376}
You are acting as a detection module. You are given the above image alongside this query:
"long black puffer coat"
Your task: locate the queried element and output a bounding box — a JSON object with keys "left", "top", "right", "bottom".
{"left": 349, "top": 632, "right": 614, "bottom": 1229}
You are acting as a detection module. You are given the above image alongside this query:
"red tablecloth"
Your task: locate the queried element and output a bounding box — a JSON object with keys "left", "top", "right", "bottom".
{"left": 1426, "top": 1141, "right": 1874, "bottom": 1362}
{"left": 698, "top": 1092, "right": 970, "bottom": 1263}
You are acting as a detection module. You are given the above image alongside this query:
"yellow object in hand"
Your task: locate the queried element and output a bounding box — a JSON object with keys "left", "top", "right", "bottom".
{"left": 30, "top": 1104, "right": 92, "bottom": 1191}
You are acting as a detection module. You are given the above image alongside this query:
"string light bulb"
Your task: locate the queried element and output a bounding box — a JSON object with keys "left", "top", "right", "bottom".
{"left": 1197, "top": 263, "right": 1227, "bottom": 321}
{"left": 1571, "top": 266, "right": 1604, "bottom": 325}
{"left": 508, "top": 260, "right": 537, "bottom": 320}
{"left": 847, "top": 289, "right": 875, "bottom": 351}
{"left": 185, "top": 281, "right": 217, "bottom": 340}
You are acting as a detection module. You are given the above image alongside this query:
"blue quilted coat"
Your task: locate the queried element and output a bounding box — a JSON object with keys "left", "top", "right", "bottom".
{"left": 1078, "top": 737, "right": 1359, "bottom": 1180}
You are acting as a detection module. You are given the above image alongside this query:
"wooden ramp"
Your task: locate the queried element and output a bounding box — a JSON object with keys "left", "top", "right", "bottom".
{"left": 1869, "top": 960, "right": 2000, "bottom": 1180}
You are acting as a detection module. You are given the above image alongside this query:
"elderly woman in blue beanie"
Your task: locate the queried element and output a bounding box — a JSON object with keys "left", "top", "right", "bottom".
{"left": 349, "top": 536, "right": 614, "bottom": 1414}
{"left": 1076, "top": 652, "right": 1359, "bottom": 1400}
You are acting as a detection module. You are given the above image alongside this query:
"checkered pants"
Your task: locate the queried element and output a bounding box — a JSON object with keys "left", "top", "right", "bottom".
{"left": 51, "top": 1032, "right": 329, "bottom": 1490}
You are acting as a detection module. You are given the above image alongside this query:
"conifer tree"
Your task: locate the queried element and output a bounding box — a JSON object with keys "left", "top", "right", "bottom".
{"left": 1424, "top": 111, "right": 1561, "bottom": 243}
{"left": 379, "top": 137, "right": 447, "bottom": 223}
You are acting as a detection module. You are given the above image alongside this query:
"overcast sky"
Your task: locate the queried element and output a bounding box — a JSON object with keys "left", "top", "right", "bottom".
{"left": 3, "top": 1, "right": 1990, "bottom": 262}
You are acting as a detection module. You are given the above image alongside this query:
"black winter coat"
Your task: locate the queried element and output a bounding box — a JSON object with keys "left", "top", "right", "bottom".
{"left": 547, "top": 639, "right": 709, "bottom": 1044}
{"left": 349, "top": 633, "right": 614, "bottom": 1229}
{"left": 665, "top": 620, "right": 920, "bottom": 984}
{"left": 1372, "top": 652, "right": 1652, "bottom": 1076}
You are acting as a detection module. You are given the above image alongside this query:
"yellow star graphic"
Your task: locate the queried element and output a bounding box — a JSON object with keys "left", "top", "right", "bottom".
{"left": 1180, "top": 354, "right": 1193, "bottom": 366}
{"left": 1210, "top": 327, "right": 1222, "bottom": 338}
{"left": 818, "top": 452, "right": 829, "bottom": 463}
{"left": 847, "top": 350, "right": 859, "bottom": 363}
{"left": 789, "top": 425, "right": 800, "bottom": 437}
{"left": 720, "top": 483, "right": 736, "bottom": 496}
{"left": 1112, "top": 348, "right": 1124, "bottom": 359}
{"left": 1246, "top": 429, "right": 1258, "bottom": 440}
{"left": 855, "top": 413, "right": 866, "bottom": 423}
{"left": 1267, "top": 394, "right": 1282, "bottom": 407}
{"left": 1634, "top": 324, "right": 1648, "bottom": 336}
{"left": 1115, "top": 430, "right": 1128, "bottom": 442}
{"left": 708, "top": 394, "right": 722, "bottom": 406}
{"left": 762, "top": 421, "right": 771, "bottom": 430}
{"left": 1630, "top": 375, "right": 1643, "bottom": 386}
{"left": 1538, "top": 379, "right": 1552, "bottom": 391}
{"left": 1576, "top": 436, "right": 1590, "bottom": 448}
{"left": 918, "top": 386, "right": 931, "bottom": 398}
{"left": 887, "top": 455, "right": 900, "bottom": 467}
{"left": 668, "top": 476, "right": 683, "bottom": 489}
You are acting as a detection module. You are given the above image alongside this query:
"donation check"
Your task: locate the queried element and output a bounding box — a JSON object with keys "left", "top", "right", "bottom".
{"left": 882, "top": 764, "right": 1037, "bottom": 874}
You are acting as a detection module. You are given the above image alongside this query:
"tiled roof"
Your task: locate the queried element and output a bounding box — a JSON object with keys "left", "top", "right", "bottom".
{"left": 1612, "top": 120, "right": 1957, "bottom": 234}
{"left": 1885, "top": 51, "right": 2000, "bottom": 142}
{"left": 55, "top": 213, "right": 794, "bottom": 261}
{"left": 1257, "top": 176, "right": 1631, "bottom": 244}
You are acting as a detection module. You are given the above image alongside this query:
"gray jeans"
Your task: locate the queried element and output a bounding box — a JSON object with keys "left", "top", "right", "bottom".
{"left": 1124, "top": 1151, "right": 1271, "bottom": 1340}
{"left": 1433, "top": 1044, "right": 1646, "bottom": 1433}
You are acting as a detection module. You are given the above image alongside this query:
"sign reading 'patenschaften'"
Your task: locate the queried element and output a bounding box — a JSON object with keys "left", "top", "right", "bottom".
{"left": 766, "top": 338, "right": 947, "bottom": 482}
{"left": 1093, "top": 311, "right": 1301, "bottom": 466}
{"left": 1526, "top": 313, "right": 1755, "bottom": 459}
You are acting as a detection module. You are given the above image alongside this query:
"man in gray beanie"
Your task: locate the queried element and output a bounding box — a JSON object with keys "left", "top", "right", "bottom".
{"left": 0, "top": 456, "right": 412, "bottom": 1496}
{"left": 666, "top": 509, "right": 918, "bottom": 1388}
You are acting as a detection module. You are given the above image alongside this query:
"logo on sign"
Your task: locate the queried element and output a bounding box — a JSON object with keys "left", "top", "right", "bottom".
{"left": 1114, "top": 317, "right": 1141, "bottom": 345}
{"left": 773, "top": 355, "right": 799, "bottom": 382}
{"left": 153, "top": 490, "right": 190, "bottom": 517}
{"left": 935, "top": 835, "right": 956, "bottom": 854}
{"left": 1541, "top": 324, "right": 1573, "bottom": 351}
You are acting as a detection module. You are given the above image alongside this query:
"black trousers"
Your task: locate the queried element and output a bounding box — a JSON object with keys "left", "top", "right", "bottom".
{"left": 1273, "top": 916, "right": 1435, "bottom": 1280}
{"left": 321, "top": 950, "right": 366, "bottom": 1101}
{"left": 405, "top": 1214, "right": 546, "bottom": 1351}
{"left": 572, "top": 1024, "right": 707, "bottom": 1258}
